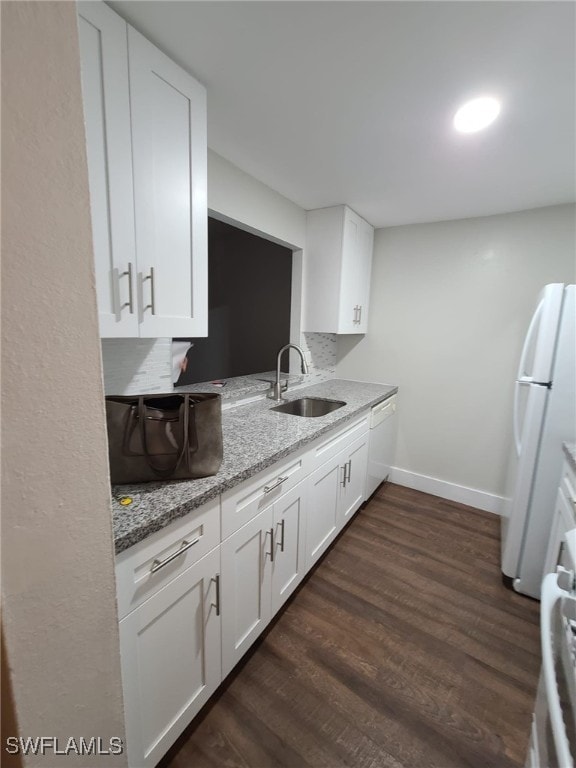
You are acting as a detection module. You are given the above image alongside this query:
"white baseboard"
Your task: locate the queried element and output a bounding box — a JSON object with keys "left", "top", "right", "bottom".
{"left": 389, "top": 467, "right": 504, "bottom": 515}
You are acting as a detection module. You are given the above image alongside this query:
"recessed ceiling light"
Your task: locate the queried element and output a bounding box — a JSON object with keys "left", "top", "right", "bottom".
{"left": 453, "top": 97, "right": 501, "bottom": 133}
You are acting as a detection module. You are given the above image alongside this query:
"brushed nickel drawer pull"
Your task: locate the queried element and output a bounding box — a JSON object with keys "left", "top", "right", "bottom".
{"left": 150, "top": 537, "right": 200, "bottom": 574}
{"left": 263, "top": 476, "right": 288, "bottom": 494}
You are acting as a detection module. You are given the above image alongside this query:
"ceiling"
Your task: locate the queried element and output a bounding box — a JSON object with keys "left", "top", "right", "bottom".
{"left": 108, "top": 1, "right": 576, "bottom": 228}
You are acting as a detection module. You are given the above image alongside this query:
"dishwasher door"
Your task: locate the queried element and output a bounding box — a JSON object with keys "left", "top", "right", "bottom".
{"left": 366, "top": 394, "right": 397, "bottom": 498}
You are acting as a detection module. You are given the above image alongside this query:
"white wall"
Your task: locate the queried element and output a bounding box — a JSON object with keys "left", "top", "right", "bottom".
{"left": 2, "top": 3, "right": 126, "bottom": 764}
{"left": 208, "top": 149, "right": 306, "bottom": 249}
{"left": 337, "top": 204, "right": 576, "bottom": 510}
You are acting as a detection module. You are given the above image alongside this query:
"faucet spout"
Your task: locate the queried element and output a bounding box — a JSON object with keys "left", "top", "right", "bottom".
{"left": 268, "top": 344, "right": 309, "bottom": 401}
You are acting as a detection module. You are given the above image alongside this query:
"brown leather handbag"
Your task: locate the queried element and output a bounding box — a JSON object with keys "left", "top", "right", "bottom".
{"left": 105, "top": 393, "right": 223, "bottom": 485}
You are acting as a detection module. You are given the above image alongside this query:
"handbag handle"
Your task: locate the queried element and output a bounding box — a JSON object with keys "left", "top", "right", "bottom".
{"left": 138, "top": 395, "right": 197, "bottom": 478}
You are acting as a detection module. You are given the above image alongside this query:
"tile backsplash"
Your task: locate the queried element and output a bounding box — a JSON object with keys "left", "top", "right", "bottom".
{"left": 101, "top": 333, "right": 337, "bottom": 395}
{"left": 101, "top": 338, "right": 172, "bottom": 395}
{"left": 300, "top": 332, "right": 337, "bottom": 384}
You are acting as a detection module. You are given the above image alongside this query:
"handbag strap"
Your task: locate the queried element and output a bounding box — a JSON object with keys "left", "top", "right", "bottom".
{"left": 138, "top": 394, "right": 195, "bottom": 478}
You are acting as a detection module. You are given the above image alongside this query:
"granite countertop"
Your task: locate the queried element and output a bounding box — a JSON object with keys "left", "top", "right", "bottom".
{"left": 112, "top": 379, "right": 397, "bottom": 554}
{"left": 175, "top": 371, "right": 304, "bottom": 405}
{"left": 563, "top": 442, "right": 576, "bottom": 474}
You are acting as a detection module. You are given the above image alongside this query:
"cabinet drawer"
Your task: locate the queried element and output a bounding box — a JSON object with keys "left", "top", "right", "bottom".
{"left": 221, "top": 449, "right": 311, "bottom": 539}
{"left": 116, "top": 497, "right": 220, "bottom": 619}
{"left": 310, "top": 413, "right": 369, "bottom": 472}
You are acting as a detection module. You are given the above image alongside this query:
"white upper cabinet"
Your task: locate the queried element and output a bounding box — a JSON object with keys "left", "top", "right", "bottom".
{"left": 304, "top": 205, "right": 374, "bottom": 334}
{"left": 77, "top": 2, "right": 207, "bottom": 338}
{"left": 128, "top": 28, "right": 207, "bottom": 337}
{"left": 78, "top": 3, "right": 138, "bottom": 337}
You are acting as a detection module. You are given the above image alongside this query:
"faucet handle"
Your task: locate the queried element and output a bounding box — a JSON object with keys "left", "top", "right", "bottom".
{"left": 267, "top": 381, "right": 286, "bottom": 401}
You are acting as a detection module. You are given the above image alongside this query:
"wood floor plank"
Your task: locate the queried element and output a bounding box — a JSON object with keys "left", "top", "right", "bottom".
{"left": 161, "top": 483, "right": 540, "bottom": 768}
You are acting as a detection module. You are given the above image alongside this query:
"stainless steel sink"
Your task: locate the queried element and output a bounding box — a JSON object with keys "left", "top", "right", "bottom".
{"left": 271, "top": 397, "right": 346, "bottom": 417}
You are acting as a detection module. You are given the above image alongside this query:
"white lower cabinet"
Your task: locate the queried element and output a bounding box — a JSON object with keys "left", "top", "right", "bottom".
{"left": 340, "top": 433, "right": 369, "bottom": 526}
{"left": 119, "top": 547, "right": 221, "bottom": 768}
{"left": 221, "top": 506, "right": 274, "bottom": 677}
{"left": 271, "top": 482, "right": 307, "bottom": 614}
{"left": 306, "top": 431, "right": 369, "bottom": 569}
{"left": 543, "top": 459, "right": 576, "bottom": 576}
{"left": 307, "top": 459, "right": 342, "bottom": 567}
{"left": 117, "top": 411, "right": 371, "bottom": 766}
{"left": 221, "top": 480, "right": 308, "bottom": 677}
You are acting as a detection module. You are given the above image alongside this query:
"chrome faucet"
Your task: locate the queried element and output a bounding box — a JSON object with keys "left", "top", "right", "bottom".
{"left": 268, "top": 344, "right": 309, "bottom": 401}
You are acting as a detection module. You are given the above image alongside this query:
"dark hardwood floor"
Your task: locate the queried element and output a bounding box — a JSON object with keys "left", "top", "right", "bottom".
{"left": 162, "top": 483, "right": 541, "bottom": 768}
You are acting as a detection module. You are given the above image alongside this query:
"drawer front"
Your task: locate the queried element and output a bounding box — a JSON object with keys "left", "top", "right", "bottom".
{"left": 116, "top": 496, "right": 220, "bottom": 619}
{"left": 221, "top": 449, "right": 311, "bottom": 540}
{"left": 310, "top": 413, "right": 369, "bottom": 473}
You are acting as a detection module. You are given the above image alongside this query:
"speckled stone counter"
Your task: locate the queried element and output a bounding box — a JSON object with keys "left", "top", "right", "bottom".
{"left": 112, "top": 379, "right": 397, "bottom": 553}
{"left": 175, "top": 371, "right": 304, "bottom": 405}
{"left": 563, "top": 442, "right": 576, "bottom": 473}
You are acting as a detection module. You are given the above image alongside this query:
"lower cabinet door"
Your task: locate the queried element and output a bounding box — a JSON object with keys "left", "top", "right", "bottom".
{"left": 306, "top": 458, "right": 342, "bottom": 569}
{"left": 221, "top": 507, "right": 274, "bottom": 677}
{"left": 543, "top": 487, "right": 575, "bottom": 576}
{"left": 119, "top": 547, "right": 221, "bottom": 768}
{"left": 339, "top": 433, "right": 368, "bottom": 528}
{"left": 271, "top": 481, "right": 307, "bottom": 614}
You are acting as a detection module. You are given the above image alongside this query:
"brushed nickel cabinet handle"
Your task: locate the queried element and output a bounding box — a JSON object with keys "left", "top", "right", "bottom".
{"left": 279, "top": 519, "right": 285, "bottom": 553}
{"left": 150, "top": 537, "right": 200, "bottom": 574}
{"left": 268, "top": 527, "right": 275, "bottom": 562}
{"left": 341, "top": 465, "right": 347, "bottom": 488}
{"left": 263, "top": 476, "right": 288, "bottom": 494}
{"left": 120, "top": 262, "right": 134, "bottom": 314}
{"left": 346, "top": 459, "right": 352, "bottom": 484}
{"left": 143, "top": 267, "right": 156, "bottom": 315}
{"left": 213, "top": 574, "right": 221, "bottom": 616}
{"left": 358, "top": 305, "right": 362, "bottom": 324}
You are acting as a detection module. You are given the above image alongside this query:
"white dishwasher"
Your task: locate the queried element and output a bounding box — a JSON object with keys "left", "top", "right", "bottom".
{"left": 366, "top": 393, "right": 398, "bottom": 497}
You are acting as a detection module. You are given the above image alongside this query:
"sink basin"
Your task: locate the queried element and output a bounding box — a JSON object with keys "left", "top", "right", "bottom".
{"left": 271, "top": 397, "right": 346, "bottom": 418}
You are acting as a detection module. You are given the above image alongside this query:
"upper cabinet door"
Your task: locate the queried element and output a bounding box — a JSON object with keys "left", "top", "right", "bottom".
{"left": 78, "top": 2, "right": 138, "bottom": 337}
{"left": 304, "top": 205, "right": 374, "bottom": 335}
{"left": 128, "top": 28, "right": 208, "bottom": 338}
{"left": 338, "top": 208, "right": 373, "bottom": 334}
{"left": 355, "top": 216, "right": 374, "bottom": 334}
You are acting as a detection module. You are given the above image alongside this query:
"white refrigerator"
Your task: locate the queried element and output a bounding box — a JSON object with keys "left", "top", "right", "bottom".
{"left": 501, "top": 283, "right": 576, "bottom": 599}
